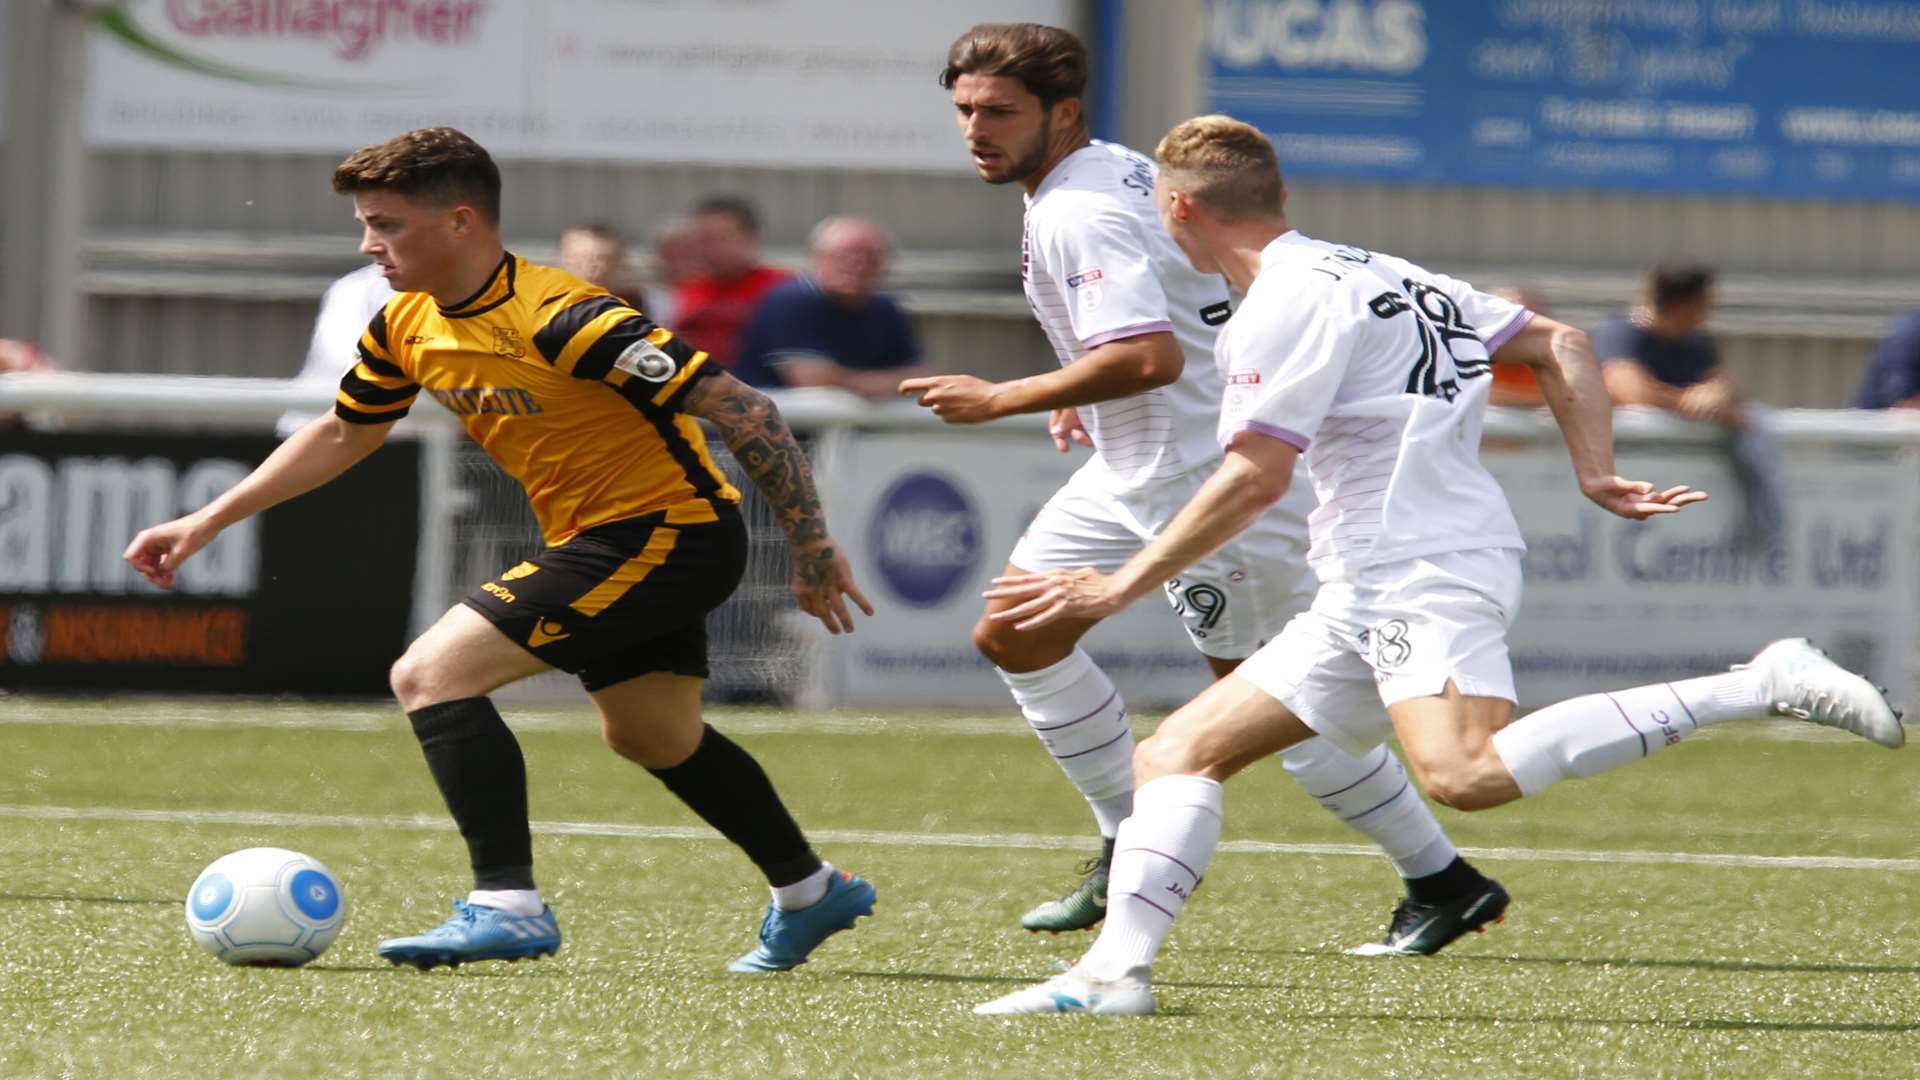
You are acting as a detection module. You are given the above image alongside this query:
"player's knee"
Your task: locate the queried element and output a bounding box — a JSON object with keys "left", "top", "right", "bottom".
{"left": 1133, "top": 732, "right": 1196, "bottom": 785}
{"left": 1410, "top": 759, "right": 1504, "bottom": 812}
{"left": 388, "top": 648, "right": 446, "bottom": 712}
{"left": 971, "top": 616, "right": 1026, "bottom": 669}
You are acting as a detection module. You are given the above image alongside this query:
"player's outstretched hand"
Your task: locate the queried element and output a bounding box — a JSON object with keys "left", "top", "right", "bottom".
{"left": 899, "top": 374, "right": 1005, "bottom": 424}
{"left": 984, "top": 567, "right": 1124, "bottom": 631}
{"left": 1048, "top": 407, "right": 1095, "bottom": 452}
{"left": 123, "top": 515, "right": 214, "bottom": 590}
{"left": 1581, "top": 475, "right": 1710, "bottom": 521}
{"left": 791, "top": 540, "right": 875, "bottom": 635}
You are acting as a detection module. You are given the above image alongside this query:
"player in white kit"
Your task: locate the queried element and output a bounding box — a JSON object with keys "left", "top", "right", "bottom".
{"left": 902, "top": 23, "right": 1504, "bottom": 953}
{"left": 973, "top": 116, "right": 1905, "bottom": 1016}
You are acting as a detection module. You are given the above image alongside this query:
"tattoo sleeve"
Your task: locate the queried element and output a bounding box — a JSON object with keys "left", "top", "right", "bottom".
{"left": 681, "top": 372, "right": 836, "bottom": 583}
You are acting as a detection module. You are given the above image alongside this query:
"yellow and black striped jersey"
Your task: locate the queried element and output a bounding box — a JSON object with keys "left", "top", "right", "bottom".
{"left": 335, "top": 253, "right": 740, "bottom": 546}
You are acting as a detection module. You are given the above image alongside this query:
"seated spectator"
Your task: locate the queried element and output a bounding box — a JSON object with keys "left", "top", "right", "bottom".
{"left": 645, "top": 217, "right": 703, "bottom": 328}
{"left": 0, "top": 338, "right": 57, "bottom": 429}
{"left": 1487, "top": 284, "right": 1549, "bottom": 407}
{"left": 557, "top": 222, "right": 647, "bottom": 310}
{"left": 735, "top": 217, "right": 928, "bottom": 398}
{"left": 1851, "top": 310, "right": 1920, "bottom": 410}
{"left": 670, "top": 196, "right": 789, "bottom": 370}
{"left": 1593, "top": 263, "right": 1784, "bottom": 545}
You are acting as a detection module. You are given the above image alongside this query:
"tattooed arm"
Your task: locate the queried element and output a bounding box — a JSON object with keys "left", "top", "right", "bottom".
{"left": 681, "top": 370, "right": 875, "bottom": 634}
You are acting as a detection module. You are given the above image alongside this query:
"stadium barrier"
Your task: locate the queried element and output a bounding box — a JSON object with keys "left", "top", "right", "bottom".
{"left": 2, "top": 372, "right": 1916, "bottom": 709}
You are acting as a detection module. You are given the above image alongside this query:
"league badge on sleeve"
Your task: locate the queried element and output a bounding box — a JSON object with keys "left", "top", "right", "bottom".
{"left": 614, "top": 340, "right": 679, "bottom": 382}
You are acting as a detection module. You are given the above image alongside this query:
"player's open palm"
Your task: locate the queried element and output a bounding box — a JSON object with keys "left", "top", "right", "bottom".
{"left": 791, "top": 540, "right": 875, "bottom": 635}
{"left": 1582, "top": 475, "right": 1710, "bottom": 521}
{"left": 124, "top": 516, "right": 213, "bottom": 590}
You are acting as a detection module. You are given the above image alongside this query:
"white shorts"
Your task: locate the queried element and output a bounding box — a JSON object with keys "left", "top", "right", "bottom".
{"left": 1234, "top": 548, "right": 1524, "bottom": 756}
{"left": 1009, "top": 457, "right": 1316, "bottom": 659}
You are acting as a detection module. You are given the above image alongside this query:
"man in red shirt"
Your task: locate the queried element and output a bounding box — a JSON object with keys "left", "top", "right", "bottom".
{"left": 671, "top": 196, "right": 789, "bottom": 370}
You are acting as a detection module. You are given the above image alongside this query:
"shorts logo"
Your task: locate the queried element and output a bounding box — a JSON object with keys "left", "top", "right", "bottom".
{"left": 501, "top": 562, "right": 540, "bottom": 581}
{"left": 1201, "top": 300, "right": 1232, "bottom": 326}
{"left": 1370, "top": 619, "right": 1413, "bottom": 670}
{"left": 528, "top": 620, "right": 571, "bottom": 647}
{"left": 493, "top": 327, "right": 526, "bottom": 359}
{"left": 481, "top": 581, "right": 516, "bottom": 603}
{"left": 614, "top": 340, "right": 678, "bottom": 382}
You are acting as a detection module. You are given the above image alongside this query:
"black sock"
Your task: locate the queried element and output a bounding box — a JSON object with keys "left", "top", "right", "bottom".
{"left": 648, "top": 724, "right": 821, "bottom": 887}
{"left": 1097, "top": 835, "right": 1116, "bottom": 869}
{"left": 1405, "top": 856, "right": 1487, "bottom": 904}
{"left": 407, "top": 697, "right": 535, "bottom": 891}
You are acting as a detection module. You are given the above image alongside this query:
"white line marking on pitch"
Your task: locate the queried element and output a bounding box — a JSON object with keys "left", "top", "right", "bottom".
{"left": 4, "top": 803, "right": 1915, "bottom": 873}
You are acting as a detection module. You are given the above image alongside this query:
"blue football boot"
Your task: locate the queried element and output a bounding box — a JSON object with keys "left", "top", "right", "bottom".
{"left": 378, "top": 900, "right": 563, "bottom": 971}
{"left": 728, "top": 870, "right": 876, "bottom": 973}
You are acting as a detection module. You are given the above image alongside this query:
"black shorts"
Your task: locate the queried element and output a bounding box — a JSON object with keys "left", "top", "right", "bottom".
{"left": 463, "top": 502, "right": 747, "bottom": 691}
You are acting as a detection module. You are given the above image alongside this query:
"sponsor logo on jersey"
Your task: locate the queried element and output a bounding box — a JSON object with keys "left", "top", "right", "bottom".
{"left": 867, "top": 472, "right": 981, "bottom": 608}
{"left": 613, "top": 340, "right": 679, "bottom": 382}
{"left": 494, "top": 327, "right": 527, "bottom": 359}
{"left": 426, "top": 386, "right": 544, "bottom": 417}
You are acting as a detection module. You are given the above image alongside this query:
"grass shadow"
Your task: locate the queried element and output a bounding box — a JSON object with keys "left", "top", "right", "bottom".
{"left": 1283, "top": 946, "right": 1920, "bottom": 978}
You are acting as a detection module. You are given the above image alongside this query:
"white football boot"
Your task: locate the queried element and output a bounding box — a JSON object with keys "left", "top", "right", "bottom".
{"left": 1734, "top": 638, "right": 1905, "bottom": 748}
{"left": 973, "top": 967, "right": 1155, "bottom": 1016}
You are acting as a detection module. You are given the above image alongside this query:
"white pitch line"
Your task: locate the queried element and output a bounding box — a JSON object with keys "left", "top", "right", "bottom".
{"left": 4, "top": 803, "right": 1917, "bottom": 874}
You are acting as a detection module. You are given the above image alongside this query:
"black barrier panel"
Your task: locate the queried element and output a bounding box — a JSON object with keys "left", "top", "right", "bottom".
{"left": 0, "top": 431, "right": 420, "bottom": 693}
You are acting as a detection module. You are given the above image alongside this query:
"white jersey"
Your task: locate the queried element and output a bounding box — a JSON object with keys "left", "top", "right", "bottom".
{"left": 277, "top": 264, "right": 395, "bottom": 436}
{"left": 1023, "top": 141, "right": 1236, "bottom": 490}
{"left": 1217, "top": 231, "right": 1534, "bottom": 582}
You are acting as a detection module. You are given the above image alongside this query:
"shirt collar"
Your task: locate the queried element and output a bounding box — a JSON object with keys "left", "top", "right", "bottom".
{"left": 439, "top": 251, "right": 517, "bottom": 319}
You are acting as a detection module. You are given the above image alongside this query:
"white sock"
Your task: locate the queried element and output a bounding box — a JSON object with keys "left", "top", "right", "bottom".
{"left": 1281, "top": 739, "right": 1456, "bottom": 879}
{"left": 1492, "top": 669, "right": 1767, "bottom": 796}
{"left": 467, "top": 888, "right": 543, "bottom": 916}
{"left": 1000, "top": 649, "right": 1135, "bottom": 837}
{"left": 771, "top": 863, "right": 836, "bottom": 911}
{"left": 1080, "top": 775, "right": 1223, "bottom": 983}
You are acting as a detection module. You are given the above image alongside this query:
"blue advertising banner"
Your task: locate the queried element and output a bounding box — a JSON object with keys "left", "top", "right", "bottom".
{"left": 1207, "top": 0, "right": 1920, "bottom": 199}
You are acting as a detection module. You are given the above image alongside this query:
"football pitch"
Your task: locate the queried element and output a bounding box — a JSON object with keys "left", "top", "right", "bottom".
{"left": 2, "top": 695, "right": 1916, "bottom": 1078}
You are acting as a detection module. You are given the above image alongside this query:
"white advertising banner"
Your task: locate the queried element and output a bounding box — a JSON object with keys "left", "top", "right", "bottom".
{"left": 824, "top": 430, "right": 1215, "bottom": 710}
{"left": 83, "top": 0, "right": 1072, "bottom": 168}
{"left": 824, "top": 428, "right": 1919, "bottom": 712}
{"left": 1491, "top": 440, "right": 1918, "bottom": 708}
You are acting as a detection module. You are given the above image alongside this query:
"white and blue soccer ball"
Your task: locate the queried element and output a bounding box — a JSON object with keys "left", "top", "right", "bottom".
{"left": 184, "top": 847, "right": 345, "bottom": 967}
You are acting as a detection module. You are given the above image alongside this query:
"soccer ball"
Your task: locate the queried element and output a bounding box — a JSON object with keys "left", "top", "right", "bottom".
{"left": 184, "top": 848, "right": 346, "bottom": 967}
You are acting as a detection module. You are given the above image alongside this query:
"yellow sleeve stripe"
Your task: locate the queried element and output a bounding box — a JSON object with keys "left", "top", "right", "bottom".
{"left": 650, "top": 350, "right": 711, "bottom": 407}
{"left": 553, "top": 310, "right": 644, "bottom": 378}
{"left": 335, "top": 389, "right": 414, "bottom": 415}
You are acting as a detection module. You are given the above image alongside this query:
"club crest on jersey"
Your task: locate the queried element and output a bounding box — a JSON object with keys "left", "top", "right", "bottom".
{"left": 493, "top": 327, "right": 526, "bottom": 359}
{"left": 614, "top": 340, "right": 678, "bottom": 382}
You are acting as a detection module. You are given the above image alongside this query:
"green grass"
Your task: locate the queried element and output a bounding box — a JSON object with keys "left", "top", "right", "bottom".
{"left": 2, "top": 696, "right": 1917, "bottom": 1078}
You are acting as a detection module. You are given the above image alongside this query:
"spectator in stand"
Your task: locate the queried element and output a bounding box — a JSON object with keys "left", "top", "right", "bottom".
{"left": 557, "top": 222, "right": 648, "bottom": 311}
{"left": 735, "top": 216, "right": 928, "bottom": 397}
{"left": 0, "top": 337, "right": 57, "bottom": 428}
{"left": 1592, "top": 263, "right": 1784, "bottom": 545}
{"left": 646, "top": 217, "right": 703, "bottom": 329}
{"left": 671, "top": 196, "right": 789, "bottom": 370}
{"left": 277, "top": 263, "right": 395, "bottom": 437}
{"left": 1487, "top": 285, "right": 1549, "bottom": 407}
{"left": 1851, "top": 310, "right": 1920, "bottom": 410}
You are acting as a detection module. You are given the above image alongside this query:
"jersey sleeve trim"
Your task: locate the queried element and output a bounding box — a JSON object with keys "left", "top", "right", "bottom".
{"left": 533, "top": 294, "right": 629, "bottom": 370}
{"left": 1081, "top": 320, "right": 1174, "bottom": 349}
{"left": 1225, "top": 420, "right": 1310, "bottom": 451}
{"left": 647, "top": 342, "right": 713, "bottom": 408}
{"left": 355, "top": 343, "right": 406, "bottom": 380}
{"left": 1481, "top": 309, "right": 1535, "bottom": 354}
{"left": 333, "top": 395, "right": 410, "bottom": 424}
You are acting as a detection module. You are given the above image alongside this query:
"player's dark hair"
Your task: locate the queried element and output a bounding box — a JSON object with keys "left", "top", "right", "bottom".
{"left": 332, "top": 127, "right": 502, "bottom": 225}
{"left": 691, "top": 195, "right": 761, "bottom": 237}
{"left": 1646, "top": 263, "right": 1716, "bottom": 311}
{"left": 940, "top": 23, "right": 1088, "bottom": 110}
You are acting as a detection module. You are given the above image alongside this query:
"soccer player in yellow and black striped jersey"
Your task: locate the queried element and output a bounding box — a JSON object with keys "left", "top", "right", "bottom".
{"left": 125, "top": 127, "right": 876, "bottom": 974}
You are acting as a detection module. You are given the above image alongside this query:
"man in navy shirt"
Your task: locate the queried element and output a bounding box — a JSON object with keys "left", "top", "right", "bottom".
{"left": 1593, "top": 263, "right": 1784, "bottom": 544}
{"left": 736, "top": 217, "right": 927, "bottom": 397}
{"left": 1852, "top": 311, "right": 1920, "bottom": 410}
